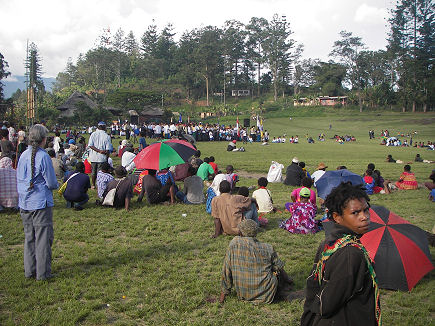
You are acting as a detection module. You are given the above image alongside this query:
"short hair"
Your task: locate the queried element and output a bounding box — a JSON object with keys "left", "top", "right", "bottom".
{"left": 188, "top": 166, "right": 196, "bottom": 175}
{"left": 148, "top": 169, "right": 157, "bottom": 176}
{"left": 301, "top": 176, "right": 313, "bottom": 188}
{"left": 219, "top": 180, "right": 231, "bottom": 194}
{"left": 238, "top": 186, "right": 249, "bottom": 197}
{"left": 337, "top": 165, "right": 347, "bottom": 170}
{"left": 115, "top": 166, "right": 127, "bottom": 177}
{"left": 75, "top": 162, "right": 85, "bottom": 173}
{"left": 194, "top": 150, "right": 201, "bottom": 158}
{"left": 258, "top": 177, "right": 268, "bottom": 187}
{"left": 209, "top": 156, "right": 215, "bottom": 162}
{"left": 140, "top": 130, "right": 146, "bottom": 137}
{"left": 1, "top": 129, "right": 9, "bottom": 138}
{"left": 367, "top": 163, "right": 375, "bottom": 170}
{"left": 366, "top": 169, "right": 373, "bottom": 176}
{"left": 55, "top": 131, "right": 60, "bottom": 137}
{"left": 226, "top": 165, "right": 234, "bottom": 173}
{"left": 299, "top": 161, "right": 306, "bottom": 168}
{"left": 325, "top": 182, "right": 370, "bottom": 221}
{"left": 100, "top": 162, "right": 111, "bottom": 172}
{"left": 203, "top": 157, "right": 210, "bottom": 163}
{"left": 47, "top": 149, "right": 56, "bottom": 157}
{"left": 404, "top": 164, "right": 411, "bottom": 172}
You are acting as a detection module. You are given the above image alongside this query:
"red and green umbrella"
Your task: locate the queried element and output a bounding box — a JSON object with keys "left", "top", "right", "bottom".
{"left": 133, "top": 139, "right": 197, "bottom": 170}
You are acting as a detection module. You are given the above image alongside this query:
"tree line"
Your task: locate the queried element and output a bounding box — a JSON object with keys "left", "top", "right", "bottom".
{"left": 0, "top": 1, "right": 433, "bottom": 126}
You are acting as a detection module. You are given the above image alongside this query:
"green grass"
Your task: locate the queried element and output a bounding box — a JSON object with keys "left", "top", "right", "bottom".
{"left": 1, "top": 110, "right": 434, "bottom": 325}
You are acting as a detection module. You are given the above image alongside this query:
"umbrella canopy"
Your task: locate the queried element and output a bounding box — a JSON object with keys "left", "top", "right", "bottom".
{"left": 316, "top": 169, "right": 364, "bottom": 199}
{"left": 133, "top": 139, "right": 197, "bottom": 170}
{"left": 323, "top": 205, "right": 433, "bottom": 291}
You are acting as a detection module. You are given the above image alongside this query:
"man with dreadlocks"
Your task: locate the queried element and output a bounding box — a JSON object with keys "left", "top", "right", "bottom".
{"left": 17, "top": 124, "right": 58, "bottom": 281}
{"left": 301, "top": 182, "right": 381, "bottom": 326}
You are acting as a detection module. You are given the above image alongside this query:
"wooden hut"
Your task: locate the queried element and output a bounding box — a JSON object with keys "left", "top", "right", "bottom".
{"left": 57, "top": 91, "right": 98, "bottom": 117}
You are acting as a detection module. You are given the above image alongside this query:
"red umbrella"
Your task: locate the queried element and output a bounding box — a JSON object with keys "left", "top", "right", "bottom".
{"left": 322, "top": 205, "right": 433, "bottom": 291}
{"left": 133, "top": 139, "right": 197, "bottom": 170}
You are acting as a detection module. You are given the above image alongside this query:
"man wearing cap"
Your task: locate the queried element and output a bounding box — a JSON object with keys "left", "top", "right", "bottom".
{"left": 283, "top": 157, "right": 305, "bottom": 186}
{"left": 88, "top": 121, "right": 112, "bottom": 189}
{"left": 311, "top": 162, "right": 327, "bottom": 187}
{"left": 220, "top": 219, "right": 301, "bottom": 303}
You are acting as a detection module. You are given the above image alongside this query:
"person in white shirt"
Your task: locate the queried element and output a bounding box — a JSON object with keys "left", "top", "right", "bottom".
{"left": 121, "top": 146, "right": 136, "bottom": 172}
{"left": 252, "top": 177, "right": 275, "bottom": 213}
{"left": 311, "top": 162, "right": 327, "bottom": 187}
{"left": 88, "top": 121, "right": 112, "bottom": 188}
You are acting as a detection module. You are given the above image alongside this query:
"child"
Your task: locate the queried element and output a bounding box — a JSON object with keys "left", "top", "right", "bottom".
{"left": 252, "top": 177, "right": 274, "bottom": 213}
{"left": 280, "top": 187, "right": 317, "bottom": 234}
{"left": 301, "top": 182, "right": 381, "bottom": 326}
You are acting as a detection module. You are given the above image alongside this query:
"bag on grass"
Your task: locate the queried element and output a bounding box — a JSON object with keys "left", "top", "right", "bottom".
{"left": 267, "top": 161, "right": 284, "bottom": 183}
{"left": 102, "top": 179, "right": 123, "bottom": 206}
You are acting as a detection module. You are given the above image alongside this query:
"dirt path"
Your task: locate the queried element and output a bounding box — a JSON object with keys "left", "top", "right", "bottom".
{"left": 237, "top": 170, "right": 267, "bottom": 179}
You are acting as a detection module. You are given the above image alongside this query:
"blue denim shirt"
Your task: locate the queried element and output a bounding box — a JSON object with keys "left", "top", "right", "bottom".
{"left": 17, "top": 147, "right": 59, "bottom": 210}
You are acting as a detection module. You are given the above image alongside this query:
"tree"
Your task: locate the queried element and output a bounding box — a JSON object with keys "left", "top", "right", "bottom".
{"left": 262, "top": 14, "right": 295, "bottom": 101}
{"left": 388, "top": 0, "right": 434, "bottom": 112}
{"left": 293, "top": 57, "right": 318, "bottom": 95}
{"left": 0, "top": 52, "right": 10, "bottom": 102}
{"left": 311, "top": 61, "right": 347, "bottom": 96}
{"left": 25, "top": 42, "right": 45, "bottom": 121}
{"left": 329, "top": 30, "right": 366, "bottom": 112}
{"left": 246, "top": 17, "right": 269, "bottom": 96}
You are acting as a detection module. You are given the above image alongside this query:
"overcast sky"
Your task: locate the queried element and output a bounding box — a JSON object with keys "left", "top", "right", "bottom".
{"left": 1, "top": 0, "right": 394, "bottom": 80}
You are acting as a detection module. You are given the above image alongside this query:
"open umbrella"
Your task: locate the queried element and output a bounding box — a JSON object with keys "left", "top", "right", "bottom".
{"left": 133, "top": 139, "right": 197, "bottom": 170}
{"left": 316, "top": 169, "right": 363, "bottom": 199}
{"left": 323, "top": 205, "right": 433, "bottom": 291}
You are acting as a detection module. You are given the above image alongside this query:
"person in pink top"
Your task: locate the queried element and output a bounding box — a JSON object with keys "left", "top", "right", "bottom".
{"left": 290, "top": 177, "right": 316, "bottom": 206}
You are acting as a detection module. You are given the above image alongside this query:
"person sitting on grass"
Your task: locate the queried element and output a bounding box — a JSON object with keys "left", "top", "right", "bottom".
{"left": 289, "top": 177, "right": 317, "bottom": 207}
{"left": 252, "top": 177, "right": 275, "bottom": 214}
{"left": 102, "top": 166, "right": 132, "bottom": 211}
{"left": 237, "top": 186, "right": 259, "bottom": 225}
{"left": 196, "top": 157, "right": 215, "bottom": 183}
{"left": 301, "top": 182, "right": 381, "bottom": 326}
{"left": 395, "top": 164, "right": 418, "bottom": 190}
{"left": 208, "top": 156, "right": 218, "bottom": 175}
{"left": 0, "top": 157, "right": 18, "bottom": 211}
{"left": 363, "top": 169, "right": 376, "bottom": 195}
{"left": 224, "top": 165, "right": 239, "bottom": 192}
{"left": 220, "top": 219, "right": 303, "bottom": 304}
{"left": 138, "top": 169, "right": 175, "bottom": 204}
{"left": 424, "top": 170, "right": 435, "bottom": 191}
{"left": 280, "top": 187, "right": 318, "bottom": 234}
{"left": 211, "top": 180, "right": 256, "bottom": 238}
{"left": 63, "top": 162, "right": 90, "bottom": 211}
{"left": 176, "top": 166, "right": 204, "bottom": 204}
{"left": 96, "top": 162, "right": 114, "bottom": 199}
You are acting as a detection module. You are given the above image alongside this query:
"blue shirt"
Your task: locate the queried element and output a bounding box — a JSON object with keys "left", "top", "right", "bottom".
{"left": 17, "top": 146, "right": 59, "bottom": 210}
{"left": 63, "top": 172, "right": 90, "bottom": 202}
{"left": 139, "top": 137, "right": 147, "bottom": 151}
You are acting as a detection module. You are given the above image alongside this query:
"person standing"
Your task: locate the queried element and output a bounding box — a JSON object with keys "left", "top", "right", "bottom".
{"left": 88, "top": 121, "right": 112, "bottom": 189}
{"left": 17, "top": 124, "right": 58, "bottom": 280}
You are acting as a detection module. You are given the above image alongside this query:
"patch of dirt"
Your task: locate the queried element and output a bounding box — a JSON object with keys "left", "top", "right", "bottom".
{"left": 237, "top": 170, "right": 266, "bottom": 179}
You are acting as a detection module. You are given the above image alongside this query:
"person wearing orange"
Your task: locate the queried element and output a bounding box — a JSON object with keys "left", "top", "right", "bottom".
{"left": 395, "top": 165, "right": 418, "bottom": 190}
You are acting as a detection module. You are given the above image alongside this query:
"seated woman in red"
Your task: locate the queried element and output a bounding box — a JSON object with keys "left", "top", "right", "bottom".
{"left": 395, "top": 164, "right": 418, "bottom": 190}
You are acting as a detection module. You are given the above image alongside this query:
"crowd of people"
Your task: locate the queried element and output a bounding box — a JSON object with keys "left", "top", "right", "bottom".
{"left": 1, "top": 119, "right": 434, "bottom": 325}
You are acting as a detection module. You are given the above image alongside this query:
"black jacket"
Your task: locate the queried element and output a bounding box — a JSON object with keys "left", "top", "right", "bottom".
{"left": 283, "top": 162, "right": 305, "bottom": 186}
{"left": 301, "top": 224, "right": 378, "bottom": 326}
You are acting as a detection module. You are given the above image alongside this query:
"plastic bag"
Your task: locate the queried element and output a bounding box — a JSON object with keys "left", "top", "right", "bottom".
{"left": 267, "top": 161, "right": 284, "bottom": 183}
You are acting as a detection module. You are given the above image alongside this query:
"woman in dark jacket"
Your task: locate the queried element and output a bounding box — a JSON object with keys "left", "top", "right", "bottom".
{"left": 301, "top": 182, "right": 381, "bottom": 326}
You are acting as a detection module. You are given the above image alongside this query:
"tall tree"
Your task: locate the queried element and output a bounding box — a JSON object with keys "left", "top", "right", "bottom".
{"left": 262, "top": 14, "right": 294, "bottom": 101}
{"left": 25, "top": 42, "right": 45, "bottom": 120}
{"left": 388, "top": 0, "right": 434, "bottom": 112}
{"left": 329, "top": 30, "right": 366, "bottom": 112}
{"left": 0, "top": 52, "right": 10, "bottom": 102}
{"left": 246, "top": 17, "right": 269, "bottom": 96}
{"left": 112, "top": 27, "right": 126, "bottom": 87}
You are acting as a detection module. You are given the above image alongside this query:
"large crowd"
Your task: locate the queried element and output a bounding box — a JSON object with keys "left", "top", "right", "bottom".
{"left": 1, "top": 119, "right": 434, "bottom": 326}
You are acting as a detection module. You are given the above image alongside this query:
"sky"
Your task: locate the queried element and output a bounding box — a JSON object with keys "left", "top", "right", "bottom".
{"left": 0, "top": 0, "right": 394, "bottom": 80}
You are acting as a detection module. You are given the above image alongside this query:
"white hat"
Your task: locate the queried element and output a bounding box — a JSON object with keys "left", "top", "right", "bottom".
{"left": 292, "top": 157, "right": 299, "bottom": 163}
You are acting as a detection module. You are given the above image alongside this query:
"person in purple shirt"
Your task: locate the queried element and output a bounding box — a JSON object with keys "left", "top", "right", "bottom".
{"left": 17, "top": 124, "right": 58, "bottom": 281}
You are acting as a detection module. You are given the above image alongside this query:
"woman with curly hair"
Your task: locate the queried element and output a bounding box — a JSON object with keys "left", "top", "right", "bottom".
{"left": 17, "top": 124, "right": 58, "bottom": 281}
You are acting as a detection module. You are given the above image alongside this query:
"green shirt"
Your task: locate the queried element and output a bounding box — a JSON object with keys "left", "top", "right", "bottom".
{"left": 196, "top": 162, "right": 214, "bottom": 180}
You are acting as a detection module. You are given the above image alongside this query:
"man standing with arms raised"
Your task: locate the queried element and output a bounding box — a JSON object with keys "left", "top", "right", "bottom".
{"left": 88, "top": 121, "right": 112, "bottom": 189}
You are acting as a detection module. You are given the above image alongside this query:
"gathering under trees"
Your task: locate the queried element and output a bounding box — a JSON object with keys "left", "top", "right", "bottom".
{"left": 2, "top": 5, "right": 434, "bottom": 126}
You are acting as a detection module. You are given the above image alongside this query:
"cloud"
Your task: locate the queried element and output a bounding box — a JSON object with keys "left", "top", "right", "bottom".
{"left": 355, "top": 3, "right": 389, "bottom": 24}
{"left": 5, "top": 75, "right": 19, "bottom": 82}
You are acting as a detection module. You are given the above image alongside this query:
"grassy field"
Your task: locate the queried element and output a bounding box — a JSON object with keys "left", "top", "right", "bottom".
{"left": 1, "top": 110, "right": 434, "bottom": 325}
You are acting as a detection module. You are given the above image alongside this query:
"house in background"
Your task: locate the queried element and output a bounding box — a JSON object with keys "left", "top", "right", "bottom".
{"left": 140, "top": 106, "right": 164, "bottom": 123}
{"left": 57, "top": 91, "right": 98, "bottom": 117}
{"left": 293, "top": 96, "right": 348, "bottom": 107}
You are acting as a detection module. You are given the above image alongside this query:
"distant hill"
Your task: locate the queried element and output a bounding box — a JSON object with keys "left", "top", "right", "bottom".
{"left": 2, "top": 75, "right": 56, "bottom": 98}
